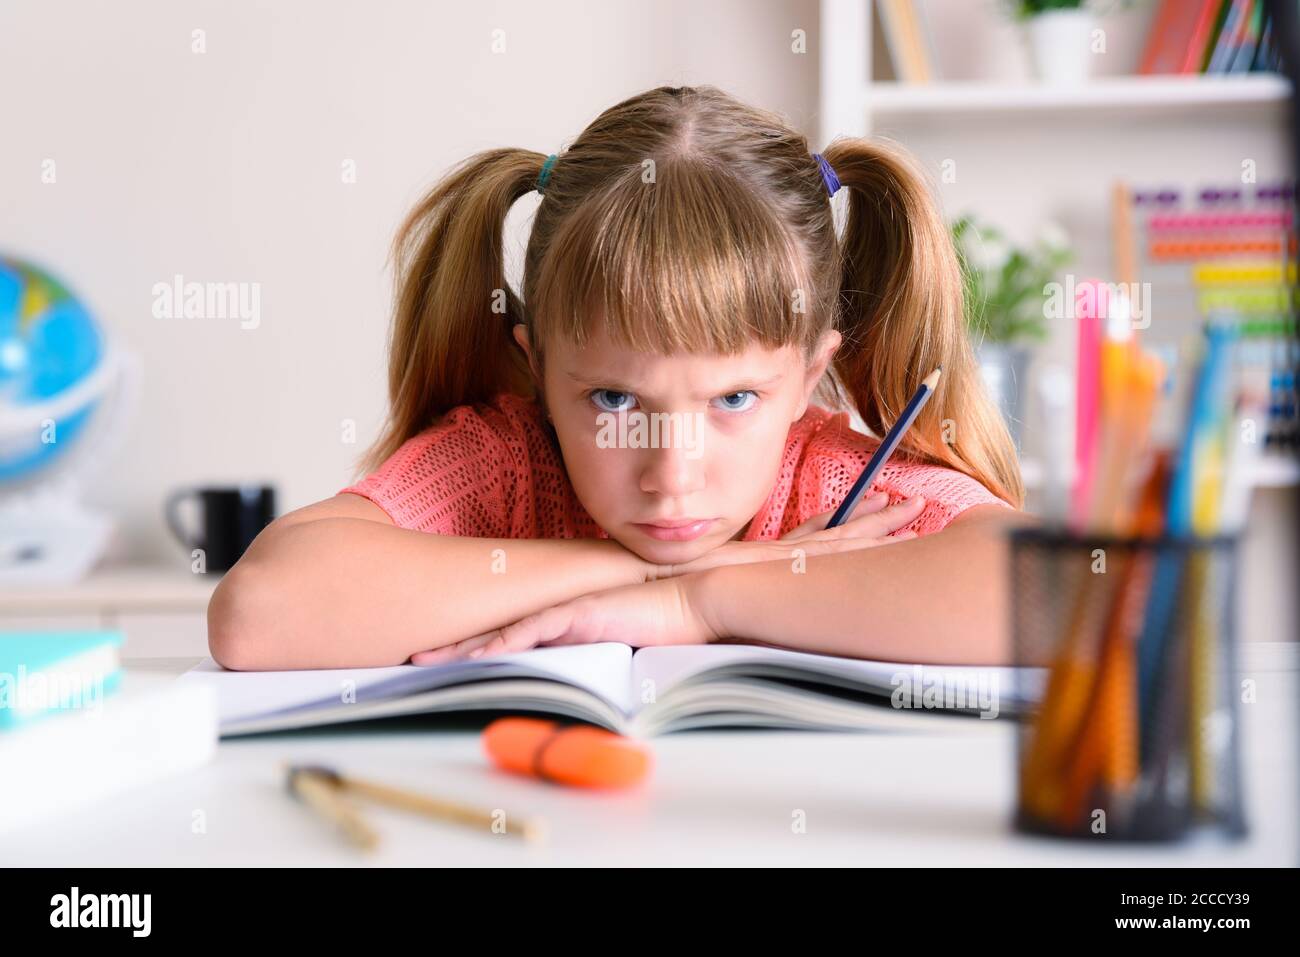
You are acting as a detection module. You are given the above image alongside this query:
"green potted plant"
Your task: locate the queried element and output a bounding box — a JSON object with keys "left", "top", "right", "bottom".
{"left": 951, "top": 214, "right": 1073, "bottom": 450}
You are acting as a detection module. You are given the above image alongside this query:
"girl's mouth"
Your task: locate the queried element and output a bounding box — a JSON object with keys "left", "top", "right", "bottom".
{"left": 633, "top": 518, "right": 717, "bottom": 542}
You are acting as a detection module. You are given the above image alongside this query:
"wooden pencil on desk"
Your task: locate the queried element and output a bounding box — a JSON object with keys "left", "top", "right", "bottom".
{"left": 286, "top": 764, "right": 547, "bottom": 844}
{"left": 288, "top": 765, "right": 381, "bottom": 852}
{"left": 337, "top": 770, "right": 547, "bottom": 843}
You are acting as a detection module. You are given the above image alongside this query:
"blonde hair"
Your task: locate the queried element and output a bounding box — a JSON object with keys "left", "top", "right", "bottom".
{"left": 357, "top": 85, "right": 1023, "bottom": 508}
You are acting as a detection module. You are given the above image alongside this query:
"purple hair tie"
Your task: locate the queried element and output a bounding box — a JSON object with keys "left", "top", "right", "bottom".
{"left": 813, "top": 153, "right": 841, "bottom": 197}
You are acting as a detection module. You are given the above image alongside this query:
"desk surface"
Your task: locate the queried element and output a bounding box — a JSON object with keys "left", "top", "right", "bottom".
{"left": 6, "top": 650, "right": 1298, "bottom": 867}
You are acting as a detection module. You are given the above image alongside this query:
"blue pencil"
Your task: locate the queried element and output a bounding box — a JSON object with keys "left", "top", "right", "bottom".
{"left": 1137, "top": 321, "right": 1236, "bottom": 762}
{"left": 825, "top": 367, "right": 942, "bottom": 529}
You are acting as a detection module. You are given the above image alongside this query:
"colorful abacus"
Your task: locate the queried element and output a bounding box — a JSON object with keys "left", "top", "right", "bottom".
{"left": 1133, "top": 180, "right": 1298, "bottom": 454}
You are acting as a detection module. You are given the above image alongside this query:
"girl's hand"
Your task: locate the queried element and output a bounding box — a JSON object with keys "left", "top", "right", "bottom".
{"left": 645, "top": 491, "right": 926, "bottom": 581}
{"left": 409, "top": 576, "right": 716, "bottom": 665}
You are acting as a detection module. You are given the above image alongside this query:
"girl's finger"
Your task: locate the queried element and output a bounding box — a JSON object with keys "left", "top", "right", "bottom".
{"left": 480, "top": 603, "right": 578, "bottom": 658}
{"left": 480, "top": 624, "right": 543, "bottom": 658}
{"left": 410, "top": 630, "right": 498, "bottom": 665}
{"left": 411, "top": 646, "right": 459, "bottom": 666}
{"left": 782, "top": 491, "right": 888, "bottom": 541}
{"left": 799, "top": 495, "right": 925, "bottom": 543}
{"left": 794, "top": 526, "right": 919, "bottom": 559}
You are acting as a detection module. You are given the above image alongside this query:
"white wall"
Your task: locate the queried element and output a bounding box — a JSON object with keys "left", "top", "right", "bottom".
{"left": 0, "top": 0, "right": 820, "bottom": 563}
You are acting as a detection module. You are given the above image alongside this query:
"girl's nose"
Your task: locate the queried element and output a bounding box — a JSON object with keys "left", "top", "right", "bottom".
{"left": 638, "top": 443, "right": 706, "bottom": 498}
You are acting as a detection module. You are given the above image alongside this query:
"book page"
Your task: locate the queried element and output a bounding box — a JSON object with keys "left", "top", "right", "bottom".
{"left": 180, "top": 642, "right": 635, "bottom": 725}
{"left": 631, "top": 644, "right": 1040, "bottom": 712}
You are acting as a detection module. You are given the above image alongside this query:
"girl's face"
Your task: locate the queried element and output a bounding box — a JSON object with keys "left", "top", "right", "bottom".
{"left": 514, "top": 323, "right": 841, "bottom": 565}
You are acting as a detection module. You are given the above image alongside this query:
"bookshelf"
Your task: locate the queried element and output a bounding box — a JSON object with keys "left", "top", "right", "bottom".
{"left": 819, "top": 0, "right": 1297, "bottom": 493}
{"left": 1019, "top": 455, "right": 1300, "bottom": 491}
{"left": 817, "top": 0, "right": 1292, "bottom": 140}
{"left": 820, "top": 1, "right": 1297, "bottom": 650}
{"left": 867, "top": 73, "right": 1292, "bottom": 123}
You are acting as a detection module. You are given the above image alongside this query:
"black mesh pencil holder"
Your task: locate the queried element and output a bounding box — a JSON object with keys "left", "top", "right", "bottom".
{"left": 1008, "top": 527, "right": 1248, "bottom": 842}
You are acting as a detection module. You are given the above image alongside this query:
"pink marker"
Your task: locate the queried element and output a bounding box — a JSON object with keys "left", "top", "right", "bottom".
{"left": 1070, "top": 279, "right": 1108, "bottom": 531}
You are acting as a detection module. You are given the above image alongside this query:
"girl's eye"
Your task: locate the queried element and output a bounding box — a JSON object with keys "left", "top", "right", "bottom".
{"left": 712, "top": 390, "right": 758, "bottom": 413}
{"left": 588, "top": 389, "right": 758, "bottom": 414}
{"left": 590, "top": 389, "right": 637, "bottom": 413}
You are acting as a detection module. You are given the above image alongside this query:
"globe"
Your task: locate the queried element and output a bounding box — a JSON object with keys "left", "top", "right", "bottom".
{"left": 0, "top": 257, "right": 106, "bottom": 483}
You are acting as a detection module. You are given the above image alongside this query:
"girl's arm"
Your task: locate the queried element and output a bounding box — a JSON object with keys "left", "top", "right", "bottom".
{"left": 207, "top": 493, "right": 649, "bottom": 670}
{"left": 693, "top": 504, "right": 1040, "bottom": 666}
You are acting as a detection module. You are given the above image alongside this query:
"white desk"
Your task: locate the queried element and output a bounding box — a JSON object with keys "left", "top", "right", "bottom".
{"left": 5, "top": 648, "right": 1297, "bottom": 867}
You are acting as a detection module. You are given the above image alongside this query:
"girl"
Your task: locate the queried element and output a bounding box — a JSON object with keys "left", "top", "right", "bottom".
{"left": 207, "top": 85, "right": 1034, "bottom": 672}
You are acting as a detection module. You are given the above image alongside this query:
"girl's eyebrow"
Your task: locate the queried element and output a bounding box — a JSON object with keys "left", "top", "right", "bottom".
{"left": 564, "top": 370, "right": 784, "bottom": 398}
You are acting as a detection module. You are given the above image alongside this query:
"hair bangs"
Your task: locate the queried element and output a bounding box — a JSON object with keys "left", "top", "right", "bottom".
{"left": 531, "top": 161, "right": 820, "bottom": 359}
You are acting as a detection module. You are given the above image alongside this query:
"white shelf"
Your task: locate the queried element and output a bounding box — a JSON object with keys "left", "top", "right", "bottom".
{"left": 0, "top": 563, "right": 219, "bottom": 615}
{"left": 1245, "top": 455, "right": 1300, "bottom": 488}
{"left": 1021, "top": 455, "right": 1300, "bottom": 491}
{"left": 867, "top": 74, "right": 1293, "bottom": 122}
{"left": 0, "top": 563, "right": 217, "bottom": 657}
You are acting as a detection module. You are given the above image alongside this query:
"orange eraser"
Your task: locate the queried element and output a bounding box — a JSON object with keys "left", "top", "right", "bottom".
{"left": 482, "top": 717, "right": 651, "bottom": 789}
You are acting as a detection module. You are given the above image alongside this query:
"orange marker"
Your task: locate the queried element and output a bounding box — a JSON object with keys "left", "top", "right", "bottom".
{"left": 483, "top": 717, "right": 652, "bottom": 789}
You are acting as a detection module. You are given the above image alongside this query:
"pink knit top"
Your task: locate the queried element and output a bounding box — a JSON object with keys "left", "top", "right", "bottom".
{"left": 339, "top": 392, "right": 1012, "bottom": 540}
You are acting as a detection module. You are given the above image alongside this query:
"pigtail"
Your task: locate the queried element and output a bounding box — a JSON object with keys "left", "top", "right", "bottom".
{"left": 821, "top": 137, "right": 1025, "bottom": 509}
{"left": 355, "top": 148, "right": 544, "bottom": 476}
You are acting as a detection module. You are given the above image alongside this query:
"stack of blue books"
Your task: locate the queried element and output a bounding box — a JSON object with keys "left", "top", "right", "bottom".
{"left": 0, "top": 629, "right": 218, "bottom": 833}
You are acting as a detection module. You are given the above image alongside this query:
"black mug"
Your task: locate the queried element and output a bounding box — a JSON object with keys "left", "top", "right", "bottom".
{"left": 165, "top": 484, "right": 277, "bottom": 573}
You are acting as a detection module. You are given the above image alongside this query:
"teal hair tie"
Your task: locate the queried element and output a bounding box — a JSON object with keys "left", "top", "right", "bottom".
{"left": 537, "top": 154, "right": 558, "bottom": 194}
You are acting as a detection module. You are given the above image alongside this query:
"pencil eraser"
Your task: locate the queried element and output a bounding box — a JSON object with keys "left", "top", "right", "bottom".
{"left": 482, "top": 717, "right": 651, "bottom": 789}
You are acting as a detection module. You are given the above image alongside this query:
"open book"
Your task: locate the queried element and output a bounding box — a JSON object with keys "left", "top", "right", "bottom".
{"left": 181, "top": 643, "right": 1043, "bottom": 739}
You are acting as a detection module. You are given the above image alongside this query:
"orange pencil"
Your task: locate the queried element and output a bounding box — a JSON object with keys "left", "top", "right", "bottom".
{"left": 1021, "top": 339, "right": 1131, "bottom": 815}
{"left": 1023, "top": 348, "right": 1163, "bottom": 828}
{"left": 1055, "top": 551, "right": 1148, "bottom": 828}
{"left": 1019, "top": 580, "right": 1101, "bottom": 821}
{"left": 1053, "top": 352, "right": 1163, "bottom": 829}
